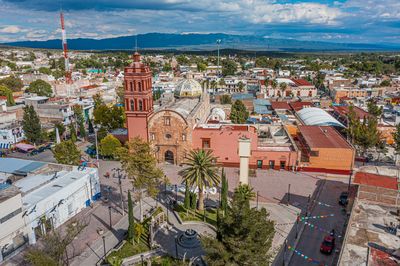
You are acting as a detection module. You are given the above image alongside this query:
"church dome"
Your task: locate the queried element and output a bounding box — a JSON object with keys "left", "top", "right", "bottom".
{"left": 174, "top": 78, "right": 202, "bottom": 98}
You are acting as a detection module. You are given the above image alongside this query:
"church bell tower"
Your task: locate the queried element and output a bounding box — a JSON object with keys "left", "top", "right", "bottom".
{"left": 124, "top": 52, "right": 153, "bottom": 141}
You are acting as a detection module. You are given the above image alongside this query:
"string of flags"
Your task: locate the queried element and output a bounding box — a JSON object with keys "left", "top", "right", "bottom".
{"left": 304, "top": 221, "right": 342, "bottom": 238}
{"left": 314, "top": 200, "right": 334, "bottom": 208}
{"left": 300, "top": 213, "right": 335, "bottom": 221}
{"left": 287, "top": 245, "right": 329, "bottom": 266}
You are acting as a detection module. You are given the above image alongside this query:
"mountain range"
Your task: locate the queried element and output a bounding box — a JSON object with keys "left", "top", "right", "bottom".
{"left": 3, "top": 33, "right": 400, "bottom": 52}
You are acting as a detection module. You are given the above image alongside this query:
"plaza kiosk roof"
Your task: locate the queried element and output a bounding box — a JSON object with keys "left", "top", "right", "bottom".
{"left": 297, "top": 107, "right": 344, "bottom": 127}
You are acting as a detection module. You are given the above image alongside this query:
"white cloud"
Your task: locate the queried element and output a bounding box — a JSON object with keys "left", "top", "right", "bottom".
{"left": 0, "top": 25, "right": 26, "bottom": 34}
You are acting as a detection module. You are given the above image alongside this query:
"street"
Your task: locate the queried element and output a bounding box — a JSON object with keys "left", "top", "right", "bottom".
{"left": 288, "top": 180, "right": 349, "bottom": 266}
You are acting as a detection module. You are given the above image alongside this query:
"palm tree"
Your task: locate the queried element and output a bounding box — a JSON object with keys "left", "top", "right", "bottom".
{"left": 210, "top": 80, "right": 218, "bottom": 93}
{"left": 279, "top": 82, "right": 287, "bottom": 97}
{"left": 234, "top": 183, "right": 256, "bottom": 208}
{"left": 179, "top": 149, "right": 220, "bottom": 211}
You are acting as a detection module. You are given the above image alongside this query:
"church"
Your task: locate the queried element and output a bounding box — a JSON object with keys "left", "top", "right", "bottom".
{"left": 124, "top": 52, "right": 210, "bottom": 165}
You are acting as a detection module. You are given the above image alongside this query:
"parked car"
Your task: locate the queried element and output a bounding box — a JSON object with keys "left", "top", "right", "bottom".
{"left": 338, "top": 191, "right": 349, "bottom": 206}
{"left": 320, "top": 235, "right": 335, "bottom": 254}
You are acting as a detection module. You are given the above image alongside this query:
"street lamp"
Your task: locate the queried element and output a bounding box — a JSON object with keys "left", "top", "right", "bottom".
{"left": 102, "top": 235, "right": 106, "bottom": 258}
{"left": 141, "top": 254, "right": 144, "bottom": 266}
{"left": 108, "top": 206, "right": 112, "bottom": 230}
{"left": 93, "top": 123, "right": 100, "bottom": 169}
{"left": 112, "top": 168, "right": 125, "bottom": 216}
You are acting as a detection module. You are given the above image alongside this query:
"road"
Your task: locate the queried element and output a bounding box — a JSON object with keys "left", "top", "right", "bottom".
{"left": 288, "top": 180, "right": 348, "bottom": 266}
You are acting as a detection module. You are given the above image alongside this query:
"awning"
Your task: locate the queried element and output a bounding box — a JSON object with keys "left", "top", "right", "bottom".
{"left": 15, "top": 143, "right": 35, "bottom": 152}
{"left": 0, "top": 143, "right": 11, "bottom": 149}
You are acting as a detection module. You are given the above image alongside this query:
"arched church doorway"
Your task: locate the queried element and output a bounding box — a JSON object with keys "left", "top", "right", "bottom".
{"left": 165, "top": 150, "right": 174, "bottom": 164}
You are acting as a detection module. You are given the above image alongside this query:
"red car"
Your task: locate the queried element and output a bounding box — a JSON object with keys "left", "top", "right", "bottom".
{"left": 320, "top": 235, "right": 335, "bottom": 254}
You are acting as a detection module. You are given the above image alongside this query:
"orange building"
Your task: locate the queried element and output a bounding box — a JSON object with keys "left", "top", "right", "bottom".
{"left": 295, "top": 125, "right": 355, "bottom": 174}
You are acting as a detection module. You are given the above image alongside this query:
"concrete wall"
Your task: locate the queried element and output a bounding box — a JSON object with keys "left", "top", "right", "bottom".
{"left": 300, "top": 147, "right": 354, "bottom": 172}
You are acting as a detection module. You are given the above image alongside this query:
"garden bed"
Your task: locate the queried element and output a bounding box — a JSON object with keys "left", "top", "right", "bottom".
{"left": 174, "top": 204, "right": 218, "bottom": 227}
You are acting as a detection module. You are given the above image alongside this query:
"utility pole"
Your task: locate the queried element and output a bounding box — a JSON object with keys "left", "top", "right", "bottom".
{"left": 287, "top": 184, "right": 291, "bottom": 206}
{"left": 108, "top": 206, "right": 112, "bottom": 230}
{"left": 102, "top": 236, "right": 106, "bottom": 258}
{"left": 256, "top": 191, "right": 259, "bottom": 210}
{"left": 216, "top": 39, "right": 221, "bottom": 77}
{"left": 93, "top": 123, "right": 100, "bottom": 169}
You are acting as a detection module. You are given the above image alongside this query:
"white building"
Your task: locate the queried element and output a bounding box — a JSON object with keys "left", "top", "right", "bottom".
{"left": 0, "top": 158, "right": 100, "bottom": 263}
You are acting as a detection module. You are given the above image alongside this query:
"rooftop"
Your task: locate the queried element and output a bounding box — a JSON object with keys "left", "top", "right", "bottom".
{"left": 332, "top": 105, "right": 370, "bottom": 120}
{"left": 298, "top": 125, "right": 352, "bottom": 149}
{"left": 291, "top": 79, "right": 313, "bottom": 87}
{"left": 297, "top": 107, "right": 344, "bottom": 127}
{"left": 271, "top": 101, "right": 291, "bottom": 110}
{"left": 354, "top": 172, "right": 398, "bottom": 190}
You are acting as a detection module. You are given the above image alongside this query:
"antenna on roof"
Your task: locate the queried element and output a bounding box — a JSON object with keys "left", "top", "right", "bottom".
{"left": 135, "top": 35, "right": 138, "bottom": 53}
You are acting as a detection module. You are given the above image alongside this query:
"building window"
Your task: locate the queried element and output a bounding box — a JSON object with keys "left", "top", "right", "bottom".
{"left": 257, "top": 160, "right": 263, "bottom": 169}
{"left": 138, "top": 100, "right": 143, "bottom": 111}
{"left": 150, "top": 133, "right": 155, "bottom": 140}
{"left": 202, "top": 138, "right": 210, "bottom": 149}
{"left": 130, "top": 82, "right": 133, "bottom": 91}
{"left": 165, "top": 133, "right": 172, "bottom": 139}
{"left": 310, "top": 150, "right": 319, "bottom": 157}
{"left": 130, "top": 100, "right": 134, "bottom": 111}
{"left": 182, "top": 134, "right": 186, "bottom": 141}
{"left": 138, "top": 82, "right": 142, "bottom": 92}
{"left": 164, "top": 117, "right": 171, "bottom": 126}
{"left": 280, "top": 161, "right": 286, "bottom": 170}
{"left": 2, "top": 136, "right": 6, "bottom": 140}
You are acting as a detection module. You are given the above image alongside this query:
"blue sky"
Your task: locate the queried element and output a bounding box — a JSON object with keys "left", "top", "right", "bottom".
{"left": 0, "top": 0, "right": 399, "bottom": 44}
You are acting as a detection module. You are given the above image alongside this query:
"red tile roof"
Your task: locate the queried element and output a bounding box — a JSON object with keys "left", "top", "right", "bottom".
{"left": 289, "top": 101, "right": 313, "bottom": 111}
{"left": 354, "top": 172, "right": 398, "bottom": 190}
{"left": 332, "top": 106, "right": 370, "bottom": 120}
{"left": 292, "top": 79, "right": 313, "bottom": 86}
{"left": 298, "top": 125, "right": 352, "bottom": 149}
{"left": 271, "top": 101, "right": 291, "bottom": 110}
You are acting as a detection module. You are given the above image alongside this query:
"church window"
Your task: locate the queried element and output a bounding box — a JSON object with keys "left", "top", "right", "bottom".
{"left": 182, "top": 134, "right": 186, "bottom": 141}
{"left": 138, "top": 100, "right": 143, "bottom": 111}
{"left": 164, "top": 117, "right": 171, "bottom": 126}
{"left": 130, "top": 82, "right": 133, "bottom": 91}
{"left": 130, "top": 100, "right": 134, "bottom": 111}
{"left": 138, "top": 82, "right": 142, "bottom": 92}
{"left": 165, "top": 133, "right": 172, "bottom": 139}
{"left": 150, "top": 133, "right": 155, "bottom": 141}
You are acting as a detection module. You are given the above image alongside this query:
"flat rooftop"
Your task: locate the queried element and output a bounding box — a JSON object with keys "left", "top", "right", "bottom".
{"left": 340, "top": 201, "right": 400, "bottom": 265}
{"left": 298, "top": 125, "right": 352, "bottom": 149}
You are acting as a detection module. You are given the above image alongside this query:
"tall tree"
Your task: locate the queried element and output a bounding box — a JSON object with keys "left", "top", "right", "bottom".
{"left": 69, "top": 123, "right": 77, "bottom": 142}
{"left": 26, "top": 79, "right": 53, "bottom": 97}
{"left": 118, "top": 137, "right": 163, "bottom": 222}
{"left": 184, "top": 180, "right": 191, "bottom": 209}
{"left": 127, "top": 190, "right": 135, "bottom": 243}
{"left": 393, "top": 123, "right": 400, "bottom": 164}
{"left": 367, "top": 100, "right": 383, "bottom": 118}
{"left": 202, "top": 184, "right": 275, "bottom": 266}
{"left": 279, "top": 82, "right": 288, "bottom": 97}
{"left": 179, "top": 149, "right": 220, "bottom": 211}
{"left": 22, "top": 105, "right": 43, "bottom": 144}
{"left": 52, "top": 140, "right": 81, "bottom": 165}
{"left": 220, "top": 168, "right": 228, "bottom": 216}
{"left": 221, "top": 59, "right": 237, "bottom": 76}
{"left": 73, "top": 105, "right": 86, "bottom": 139}
{"left": 234, "top": 183, "right": 256, "bottom": 209}
{"left": 230, "top": 100, "right": 249, "bottom": 124}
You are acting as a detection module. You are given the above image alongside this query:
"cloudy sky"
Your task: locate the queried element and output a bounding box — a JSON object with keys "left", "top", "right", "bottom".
{"left": 0, "top": 0, "right": 399, "bottom": 44}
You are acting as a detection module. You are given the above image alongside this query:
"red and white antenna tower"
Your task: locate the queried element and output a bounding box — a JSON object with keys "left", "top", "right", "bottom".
{"left": 60, "top": 10, "right": 72, "bottom": 84}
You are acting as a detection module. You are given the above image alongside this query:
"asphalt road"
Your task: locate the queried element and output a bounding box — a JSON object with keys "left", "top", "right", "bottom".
{"left": 288, "top": 180, "right": 348, "bottom": 266}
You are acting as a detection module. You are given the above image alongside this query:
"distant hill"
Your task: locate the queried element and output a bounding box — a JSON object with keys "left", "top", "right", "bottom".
{"left": 3, "top": 33, "right": 400, "bottom": 52}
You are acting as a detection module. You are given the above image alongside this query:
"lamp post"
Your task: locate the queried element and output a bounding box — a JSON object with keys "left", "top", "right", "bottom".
{"left": 102, "top": 235, "right": 106, "bottom": 258}
{"left": 141, "top": 254, "right": 144, "bottom": 266}
{"left": 93, "top": 123, "right": 100, "bottom": 169}
{"left": 216, "top": 39, "right": 221, "bottom": 78}
{"left": 108, "top": 206, "right": 112, "bottom": 230}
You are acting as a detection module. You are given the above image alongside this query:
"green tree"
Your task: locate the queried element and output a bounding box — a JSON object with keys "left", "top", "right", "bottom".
{"left": 220, "top": 168, "right": 228, "bottom": 215}
{"left": 202, "top": 184, "right": 275, "bottom": 266}
{"left": 134, "top": 223, "right": 145, "bottom": 244}
{"left": 162, "top": 63, "right": 172, "bottom": 72}
{"left": 230, "top": 100, "right": 249, "bottom": 124}
{"left": 52, "top": 140, "right": 81, "bottom": 165}
{"left": 184, "top": 181, "right": 191, "bottom": 209}
{"left": 118, "top": 137, "right": 164, "bottom": 222}
{"left": 367, "top": 101, "right": 383, "bottom": 118}
{"left": 190, "top": 191, "right": 197, "bottom": 210}
{"left": 221, "top": 59, "right": 237, "bottom": 76}
{"left": 102, "top": 77, "right": 108, "bottom": 83}
{"left": 0, "top": 75, "right": 23, "bottom": 92}
{"left": 93, "top": 102, "right": 125, "bottom": 131}
{"left": 179, "top": 149, "right": 220, "bottom": 211}
{"left": 100, "top": 134, "right": 121, "bottom": 158}
{"left": 380, "top": 80, "right": 391, "bottom": 87}
{"left": 127, "top": 190, "right": 135, "bottom": 243}
{"left": 73, "top": 105, "right": 87, "bottom": 139}
{"left": 22, "top": 105, "right": 43, "bottom": 144}
{"left": 69, "top": 123, "right": 77, "bottom": 142}
{"left": 234, "top": 183, "right": 255, "bottom": 209}
{"left": 197, "top": 62, "right": 207, "bottom": 72}
{"left": 279, "top": 82, "right": 288, "bottom": 97}
{"left": 0, "top": 85, "right": 15, "bottom": 106}
{"left": 26, "top": 79, "right": 53, "bottom": 97}
{"left": 238, "top": 81, "right": 245, "bottom": 92}
{"left": 220, "top": 94, "right": 232, "bottom": 105}
{"left": 38, "top": 67, "right": 52, "bottom": 75}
